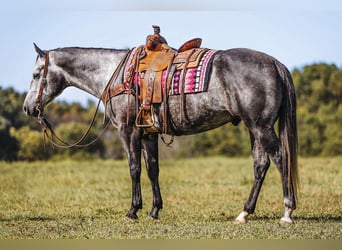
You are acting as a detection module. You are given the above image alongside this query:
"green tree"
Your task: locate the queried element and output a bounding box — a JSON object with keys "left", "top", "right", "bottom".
{"left": 53, "top": 122, "right": 105, "bottom": 159}
{"left": 0, "top": 116, "right": 18, "bottom": 161}
{"left": 320, "top": 103, "right": 342, "bottom": 156}
{"left": 187, "top": 124, "right": 250, "bottom": 157}
{"left": 0, "top": 87, "right": 37, "bottom": 129}
{"left": 10, "top": 126, "right": 52, "bottom": 161}
{"left": 293, "top": 63, "right": 342, "bottom": 156}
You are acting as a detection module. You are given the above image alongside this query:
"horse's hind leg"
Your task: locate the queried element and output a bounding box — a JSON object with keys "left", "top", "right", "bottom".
{"left": 235, "top": 129, "right": 271, "bottom": 224}
{"left": 235, "top": 127, "right": 296, "bottom": 224}
{"left": 252, "top": 127, "right": 297, "bottom": 224}
{"left": 267, "top": 141, "right": 296, "bottom": 224}
{"left": 142, "top": 133, "right": 163, "bottom": 219}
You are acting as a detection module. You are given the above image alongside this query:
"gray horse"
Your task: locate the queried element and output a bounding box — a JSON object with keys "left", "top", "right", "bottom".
{"left": 23, "top": 43, "right": 298, "bottom": 224}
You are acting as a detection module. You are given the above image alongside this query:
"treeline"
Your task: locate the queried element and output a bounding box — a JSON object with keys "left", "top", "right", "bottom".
{"left": 292, "top": 63, "right": 342, "bottom": 156}
{"left": 0, "top": 89, "right": 124, "bottom": 161}
{"left": 1, "top": 63, "right": 341, "bottom": 161}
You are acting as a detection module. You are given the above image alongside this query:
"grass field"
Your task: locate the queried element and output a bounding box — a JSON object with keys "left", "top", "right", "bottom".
{"left": 0, "top": 157, "right": 341, "bottom": 239}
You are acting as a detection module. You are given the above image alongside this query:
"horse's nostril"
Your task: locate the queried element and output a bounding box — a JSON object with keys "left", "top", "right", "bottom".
{"left": 23, "top": 105, "right": 30, "bottom": 115}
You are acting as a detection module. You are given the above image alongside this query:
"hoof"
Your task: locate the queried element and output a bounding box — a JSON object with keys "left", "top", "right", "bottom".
{"left": 126, "top": 212, "right": 139, "bottom": 220}
{"left": 234, "top": 218, "right": 247, "bottom": 224}
{"left": 150, "top": 207, "right": 160, "bottom": 219}
{"left": 150, "top": 214, "right": 159, "bottom": 220}
{"left": 279, "top": 216, "right": 294, "bottom": 225}
{"left": 234, "top": 211, "right": 249, "bottom": 224}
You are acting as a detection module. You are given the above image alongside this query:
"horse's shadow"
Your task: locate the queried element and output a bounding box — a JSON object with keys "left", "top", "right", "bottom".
{"left": 0, "top": 216, "right": 55, "bottom": 222}
{"left": 1, "top": 213, "right": 341, "bottom": 223}
{"left": 206, "top": 213, "right": 342, "bottom": 223}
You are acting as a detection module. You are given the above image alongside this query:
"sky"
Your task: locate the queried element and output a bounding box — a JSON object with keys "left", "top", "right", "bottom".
{"left": 1, "top": 0, "right": 342, "bottom": 105}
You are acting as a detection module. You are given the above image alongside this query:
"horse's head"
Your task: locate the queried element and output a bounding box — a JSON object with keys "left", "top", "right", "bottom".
{"left": 23, "top": 43, "right": 66, "bottom": 116}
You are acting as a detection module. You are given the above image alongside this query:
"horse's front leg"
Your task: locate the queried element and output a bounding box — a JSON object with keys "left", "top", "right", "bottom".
{"left": 119, "top": 125, "right": 143, "bottom": 219}
{"left": 142, "top": 133, "right": 163, "bottom": 219}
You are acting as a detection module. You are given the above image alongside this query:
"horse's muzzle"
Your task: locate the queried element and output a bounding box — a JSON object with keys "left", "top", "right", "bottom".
{"left": 23, "top": 104, "right": 39, "bottom": 117}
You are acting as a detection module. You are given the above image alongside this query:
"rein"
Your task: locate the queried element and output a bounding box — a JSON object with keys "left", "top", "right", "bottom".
{"left": 36, "top": 49, "right": 130, "bottom": 149}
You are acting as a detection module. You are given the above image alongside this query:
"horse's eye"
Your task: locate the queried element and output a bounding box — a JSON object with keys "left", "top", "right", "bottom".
{"left": 33, "top": 73, "right": 40, "bottom": 79}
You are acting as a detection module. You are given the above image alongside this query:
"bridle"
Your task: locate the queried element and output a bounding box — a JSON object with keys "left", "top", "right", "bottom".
{"left": 34, "top": 49, "right": 130, "bottom": 149}
{"left": 35, "top": 50, "right": 49, "bottom": 119}
{"left": 34, "top": 49, "right": 107, "bottom": 148}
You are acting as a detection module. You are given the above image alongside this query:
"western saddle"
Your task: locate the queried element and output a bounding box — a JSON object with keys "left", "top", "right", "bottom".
{"left": 102, "top": 25, "right": 208, "bottom": 134}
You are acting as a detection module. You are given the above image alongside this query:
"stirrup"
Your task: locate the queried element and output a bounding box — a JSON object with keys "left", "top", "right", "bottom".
{"left": 135, "top": 106, "right": 155, "bottom": 128}
{"left": 136, "top": 106, "right": 161, "bottom": 133}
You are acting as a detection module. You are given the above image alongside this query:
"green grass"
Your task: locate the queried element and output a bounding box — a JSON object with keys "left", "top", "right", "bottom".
{"left": 0, "top": 157, "right": 341, "bottom": 239}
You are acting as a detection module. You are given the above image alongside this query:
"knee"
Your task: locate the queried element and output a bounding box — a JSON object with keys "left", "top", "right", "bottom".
{"left": 129, "top": 163, "right": 141, "bottom": 178}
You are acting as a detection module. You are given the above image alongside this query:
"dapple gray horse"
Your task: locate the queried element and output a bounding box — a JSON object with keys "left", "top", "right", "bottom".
{"left": 23, "top": 44, "right": 298, "bottom": 224}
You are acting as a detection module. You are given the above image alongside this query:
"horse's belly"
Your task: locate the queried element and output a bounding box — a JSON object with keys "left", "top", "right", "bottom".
{"left": 164, "top": 94, "right": 233, "bottom": 135}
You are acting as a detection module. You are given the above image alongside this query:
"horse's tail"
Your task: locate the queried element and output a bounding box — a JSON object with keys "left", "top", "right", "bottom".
{"left": 276, "top": 62, "right": 299, "bottom": 201}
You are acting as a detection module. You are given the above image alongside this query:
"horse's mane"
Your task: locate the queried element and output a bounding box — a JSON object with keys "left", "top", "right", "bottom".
{"left": 51, "top": 47, "right": 129, "bottom": 53}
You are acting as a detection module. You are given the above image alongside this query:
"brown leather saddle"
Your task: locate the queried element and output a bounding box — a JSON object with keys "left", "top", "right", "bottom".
{"left": 102, "top": 27, "right": 206, "bottom": 134}
{"left": 134, "top": 38, "right": 207, "bottom": 133}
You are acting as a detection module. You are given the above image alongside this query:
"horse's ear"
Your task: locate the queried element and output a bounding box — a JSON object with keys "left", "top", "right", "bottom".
{"left": 33, "top": 43, "right": 46, "bottom": 58}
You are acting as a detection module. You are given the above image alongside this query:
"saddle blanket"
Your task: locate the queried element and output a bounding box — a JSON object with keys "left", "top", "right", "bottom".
{"left": 124, "top": 48, "right": 217, "bottom": 96}
{"left": 163, "top": 49, "right": 217, "bottom": 95}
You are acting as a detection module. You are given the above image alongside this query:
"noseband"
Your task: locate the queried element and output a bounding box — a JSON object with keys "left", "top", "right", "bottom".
{"left": 35, "top": 50, "right": 50, "bottom": 116}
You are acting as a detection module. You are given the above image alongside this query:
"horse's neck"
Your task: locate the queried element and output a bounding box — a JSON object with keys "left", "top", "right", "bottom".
{"left": 53, "top": 48, "right": 127, "bottom": 98}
